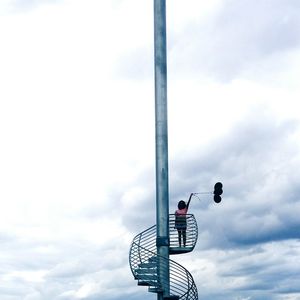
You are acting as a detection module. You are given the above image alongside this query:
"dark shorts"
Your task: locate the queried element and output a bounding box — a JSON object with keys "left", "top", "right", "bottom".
{"left": 175, "top": 216, "right": 187, "bottom": 230}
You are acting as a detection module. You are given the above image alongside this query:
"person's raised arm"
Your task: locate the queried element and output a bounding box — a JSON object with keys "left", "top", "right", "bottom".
{"left": 186, "top": 193, "right": 193, "bottom": 210}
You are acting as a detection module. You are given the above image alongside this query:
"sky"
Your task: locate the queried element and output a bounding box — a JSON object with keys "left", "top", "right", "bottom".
{"left": 0, "top": 0, "right": 300, "bottom": 299}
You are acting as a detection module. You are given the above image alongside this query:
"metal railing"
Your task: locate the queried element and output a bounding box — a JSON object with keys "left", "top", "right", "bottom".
{"left": 169, "top": 214, "right": 198, "bottom": 252}
{"left": 129, "top": 214, "right": 198, "bottom": 299}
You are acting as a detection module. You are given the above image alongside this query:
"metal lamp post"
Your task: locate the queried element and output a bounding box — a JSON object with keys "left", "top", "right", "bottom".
{"left": 154, "top": 0, "right": 169, "bottom": 299}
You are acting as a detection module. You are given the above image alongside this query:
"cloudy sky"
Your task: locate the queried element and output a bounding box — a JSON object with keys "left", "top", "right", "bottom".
{"left": 1, "top": 0, "right": 300, "bottom": 299}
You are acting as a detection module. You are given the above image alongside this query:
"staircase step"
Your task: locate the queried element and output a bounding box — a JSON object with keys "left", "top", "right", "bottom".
{"left": 136, "top": 274, "right": 158, "bottom": 281}
{"left": 148, "top": 286, "right": 163, "bottom": 293}
{"left": 138, "top": 281, "right": 150, "bottom": 286}
{"left": 138, "top": 280, "right": 158, "bottom": 287}
{"left": 138, "top": 262, "right": 157, "bottom": 269}
{"left": 164, "top": 296, "right": 179, "bottom": 300}
{"left": 136, "top": 268, "right": 157, "bottom": 275}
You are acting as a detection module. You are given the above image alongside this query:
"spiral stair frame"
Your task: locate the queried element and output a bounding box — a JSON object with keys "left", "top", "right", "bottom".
{"left": 129, "top": 214, "right": 198, "bottom": 299}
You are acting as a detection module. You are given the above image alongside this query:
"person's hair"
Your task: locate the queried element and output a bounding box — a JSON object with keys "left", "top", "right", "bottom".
{"left": 178, "top": 200, "right": 186, "bottom": 210}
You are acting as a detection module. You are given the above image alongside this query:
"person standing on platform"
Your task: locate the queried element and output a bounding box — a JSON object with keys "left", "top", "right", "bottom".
{"left": 175, "top": 193, "right": 193, "bottom": 247}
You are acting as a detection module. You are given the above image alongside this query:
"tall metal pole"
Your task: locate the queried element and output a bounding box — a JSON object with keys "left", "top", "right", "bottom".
{"left": 154, "top": 0, "right": 169, "bottom": 299}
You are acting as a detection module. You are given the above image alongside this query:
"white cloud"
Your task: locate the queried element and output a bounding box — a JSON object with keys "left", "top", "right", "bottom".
{"left": 0, "top": 0, "right": 300, "bottom": 299}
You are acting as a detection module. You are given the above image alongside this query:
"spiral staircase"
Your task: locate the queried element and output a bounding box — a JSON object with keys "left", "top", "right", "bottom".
{"left": 129, "top": 214, "right": 198, "bottom": 300}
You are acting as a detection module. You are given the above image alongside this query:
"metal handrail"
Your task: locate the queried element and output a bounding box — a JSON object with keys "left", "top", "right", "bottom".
{"left": 129, "top": 214, "right": 198, "bottom": 299}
